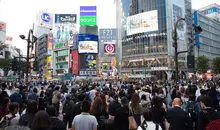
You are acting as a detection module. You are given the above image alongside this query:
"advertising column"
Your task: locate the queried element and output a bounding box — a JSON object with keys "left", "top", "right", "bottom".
{"left": 80, "top": 6, "right": 97, "bottom": 26}
{"left": 53, "top": 14, "right": 77, "bottom": 77}
{"left": 45, "top": 32, "right": 53, "bottom": 80}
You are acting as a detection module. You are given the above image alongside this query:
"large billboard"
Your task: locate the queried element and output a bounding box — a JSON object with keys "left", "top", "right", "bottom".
{"left": 80, "top": 6, "right": 97, "bottom": 26}
{"left": 99, "top": 29, "right": 117, "bottom": 40}
{"left": 36, "top": 11, "right": 53, "bottom": 29}
{"left": 79, "top": 54, "right": 97, "bottom": 70}
{"left": 104, "top": 43, "right": 116, "bottom": 54}
{"left": 55, "top": 14, "right": 77, "bottom": 24}
{"left": 54, "top": 14, "right": 77, "bottom": 50}
{"left": 173, "top": 4, "right": 184, "bottom": 40}
{"left": 0, "top": 21, "right": 6, "bottom": 44}
{"left": 72, "top": 50, "right": 79, "bottom": 75}
{"left": 78, "top": 34, "right": 98, "bottom": 54}
{"left": 126, "top": 10, "right": 158, "bottom": 35}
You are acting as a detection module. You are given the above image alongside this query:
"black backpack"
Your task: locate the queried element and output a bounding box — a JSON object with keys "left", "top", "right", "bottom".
{"left": 62, "top": 101, "right": 72, "bottom": 115}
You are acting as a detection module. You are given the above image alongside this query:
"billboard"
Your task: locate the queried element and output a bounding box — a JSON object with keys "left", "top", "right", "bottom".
{"left": 99, "top": 29, "right": 117, "bottom": 40}
{"left": 79, "top": 54, "right": 97, "bottom": 70}
{"left": 37, "top": 11, "right": 53, "bottom": 29}
{"left": 173, "top": 4, "right": 184, "bottom": 40}
{"left": 126, "top": 10, "right": 158, "bottom": 35}
{"left": 48, "top": 32, "right": 53, "bottom": 49}
{"left": 104, "top": 43, "right": 116, "bottom": 54}
{"left": 0, "top": 22, "right": 6, "bottom": 44}
{"left": 53, "top": 14, "right": 77, "bottom": 50}
{"left": 78, "top": 41, "right": 98, "bottom": 54}
{"left": 72, "top": 50, "right": 79, "bottom": 75}
{"left": 201, "top": 7, "right": 220, "bottom": 15}
{"left": 55, "top": 14, "right": 77, "bottom": 24}
{"left": 80, "top": 6, "right": 97, "bottom": 26}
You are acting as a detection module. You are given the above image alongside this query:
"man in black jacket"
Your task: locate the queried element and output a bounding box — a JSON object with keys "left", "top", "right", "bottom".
{"left": 166, "top": 98, "right": 192, "bottom": 130}
{"left": 197, "top": 95, "right": 220, "bottom": 130}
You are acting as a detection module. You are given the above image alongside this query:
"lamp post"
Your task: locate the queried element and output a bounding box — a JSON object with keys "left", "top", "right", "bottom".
{"left": 19, "top": 29, "right": 37, "bottom": 94}
{"left": 173, "top": 18, "right": 185, "bottom": 86}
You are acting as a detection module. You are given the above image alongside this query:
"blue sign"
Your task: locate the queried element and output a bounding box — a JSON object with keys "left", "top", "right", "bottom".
{"left": 201, "top": 7, "right": 219, "bottom": 15}
{"left": 194, "top": 11, "right": 200, "bottom": 47}
{"left": 41, "top": 13, "right": 51, "bottom": 22}
{"left": 78, "top": 34, "right": 98, "bottom": 41}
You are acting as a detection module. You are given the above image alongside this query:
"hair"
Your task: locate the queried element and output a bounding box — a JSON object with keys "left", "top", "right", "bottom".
{"left": 141, "top": 94, "right": 147, "bottom": 100}
{"left": 4, "top": 125, "right": 31, "bottom": 130}
{"left": 33, "top": 88, "right": 37, "bottom": 93}
{"left": 26, "top": 100, "right": 38, "bottom": 114}
{"left": 143, "top": 109, "right": 154, "bottom": 121}
{"left": 121, "top": 96, "right": 128, "bottom": 106}
{"left": 152, "top": 96, "right": 163, "bottom": 108}
{"left": 200, "top": 95, "right": 213, "bottom": 108}
{"left": 46, "top": 105, "right": 57, "bottom": 117}
{"left": 81, "top": 100, "right": 91, "bottom": 113}
{"left": 131, "top": 93, "right": 140, "bottom": 108}
{"left": 9, "top": 102, "right": 19, "bottom": 114}
{"left": 102, "top": 119, "right": 116, "bottom": 130}
{"left": 1, "top": 97, "right": 10, "bottom": 108}
{"left": 100, "top": 94, "right": 108, "bottom": 112}
{"left": 90, "top": 97, "right": 102, "bottom": 114}
{"left": 31, "top": 111, "right": 51, "bottom": 130}
{"left": 200, "top": 89, "right": 206, "bottom": 95}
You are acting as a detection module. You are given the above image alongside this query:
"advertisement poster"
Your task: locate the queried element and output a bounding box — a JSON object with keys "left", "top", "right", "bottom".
{"left": 80, "top": 6, "right": 97, "bottom": 26}
{"left": 104, "top": 43, "right": 116, "bottom": 54}
{"left": 126, "top": 10, "right": 158, "bottom": 35}
{"left": 79, "top": 54, "right": 96, "bottom": 70}
{"left": 72, "top": 50, "right": 79, "bottom": 75}
{"left": 173, "top": 4, "right": 185, "bottom": 40}
{"left": 78, "top": 41, "right": 98, "bottom": 54}
{"left": 54, "top": 14, "right": 77, "bottom": 50}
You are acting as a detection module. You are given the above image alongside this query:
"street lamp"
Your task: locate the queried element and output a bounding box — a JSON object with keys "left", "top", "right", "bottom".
{"left": 19, "top": 29, "right": 37, "bottom": 94}
{"left": 173, "top": 18, "right": 185, "bottom": 86}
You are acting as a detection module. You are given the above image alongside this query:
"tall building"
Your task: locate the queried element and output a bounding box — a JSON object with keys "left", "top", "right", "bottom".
{"left": 116, "top": 0, "right": 192, "bottom": 80}
{"left": 193, "top": 4, "right": 220, "bottom": 59}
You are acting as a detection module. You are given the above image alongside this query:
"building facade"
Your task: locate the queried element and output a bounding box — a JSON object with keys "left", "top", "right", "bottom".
{"left": 116, "top": 0, "right": 192, "bottom": 80}
{"left": 193, "top": 4, "right": 220, "bottom": 59}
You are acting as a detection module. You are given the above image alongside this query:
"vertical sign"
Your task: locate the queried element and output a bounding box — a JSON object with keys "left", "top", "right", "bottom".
{"left": 194, "top": 11, "right": 200, "bottom": 47}
{"left": 72, "top": 50, "right": 79, "bottom": 75}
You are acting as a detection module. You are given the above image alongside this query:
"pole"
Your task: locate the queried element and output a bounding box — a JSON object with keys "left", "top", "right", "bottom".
{"left": 174, "top": 18, "right": 185, "bottom": 86}
{"left": 25, "top": 29, "right": 32, "bottom": 94}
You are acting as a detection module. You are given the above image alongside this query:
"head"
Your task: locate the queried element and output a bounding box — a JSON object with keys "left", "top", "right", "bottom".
{"left": 200, "top": 95, "right": 213, "bottom": 109}
{"left": 78, "top": 93, "right": 86, "bottom": 102}
{"left": 172, "top": 98, "right": 182, "bottom": 107}
{"left": 143, "top": 110, "right": 154, "bottom": 121}
{"left": 141, "top": 94, "right": 147, "bottom": 101}
{"left": 9, "top": 102, "right": 20, "bottom": 115}
{"left": 46, "top": 105, "right": 57, "bottom": 117}
{"left": 1, "top": 97, "right": 10, "bottom": 108}
{"left": 15, "top": 88, "right": 20, "bottom": 93}
{"left": 121, "top": 96, "right": 128, "bottom": 106}
{"left": 131, "top": 93, "right": 140, "bottom": 107}
{"left": 31, "top": 111, "right": 51, "bottom": 130}
{"left": 81, "top": 100, "right": 91, "bottom": 113}
{"left": 33, "top": 88, "right": 37, "bottom": 94}
{"left": 26, "top": 100, "right": 38, "bottom": 114}
{"left": 152, "top": 96, "right": 163, "bottom": 108}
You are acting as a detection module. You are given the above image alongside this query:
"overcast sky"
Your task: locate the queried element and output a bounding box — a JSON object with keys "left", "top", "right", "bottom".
{"left": 0, "top": 0, "right": 219, "bottom": 54}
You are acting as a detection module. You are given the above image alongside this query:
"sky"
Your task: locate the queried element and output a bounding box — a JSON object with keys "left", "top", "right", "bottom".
{"left": 0, "top": 0, "right": 219, "bottom": 54}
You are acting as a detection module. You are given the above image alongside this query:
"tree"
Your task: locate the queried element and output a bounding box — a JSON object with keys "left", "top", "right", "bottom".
{"left": 213, "top": 57, "right": 220, "bottom": 74}
{"left": 197, "top": 56, "right": 209, "bottom": 73}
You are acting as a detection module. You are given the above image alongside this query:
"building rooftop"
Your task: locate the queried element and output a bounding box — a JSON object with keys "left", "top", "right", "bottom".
{"left": 198, "top": 3, "right": 220, "bottom": 12}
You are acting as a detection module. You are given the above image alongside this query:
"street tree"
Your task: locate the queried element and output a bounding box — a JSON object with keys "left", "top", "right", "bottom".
{"left": 212, "top": 57, "right": 220, "bottom": 74}
{"left": 197, "top": 56, "right": 209, "bottom": 73}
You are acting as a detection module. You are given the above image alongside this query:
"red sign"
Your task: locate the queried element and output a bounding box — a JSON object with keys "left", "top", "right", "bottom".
{"left": 72, "top": 50, "right": 79, "bottom": 75}
{"left": 104, "top": 43, "right": 116, "bottom": 54}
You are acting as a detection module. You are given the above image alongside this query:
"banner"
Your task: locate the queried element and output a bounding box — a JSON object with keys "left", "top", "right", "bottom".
{"left": 72, "top": 50, "right": 79, "bottom": 75}
{"left": 104, "top": 43, "right": 116, "bottom": 54}
{"left": 37, "top": 11, "right": 53, "bottom": 29}
{"left": 99, "top": 29, "right": 117, "bottom": 40}
{"left": 48, "top": 32, "right": 53, "bottom": 49}
{"left": 80, "top": 6, "right": 97, "bottom": 26}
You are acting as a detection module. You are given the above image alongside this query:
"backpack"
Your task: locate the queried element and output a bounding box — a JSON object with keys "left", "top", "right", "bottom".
{"left": 62, "top": 101, "right": 72, "bottom": 115}
{"left": 204, "top": 111, "right": 220, "bottom": 130}
{"left": 0, "top": 115, "right": 15, "bottom": 129}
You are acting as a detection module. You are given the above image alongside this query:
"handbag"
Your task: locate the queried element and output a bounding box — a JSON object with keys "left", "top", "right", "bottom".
{"left": 128, "top": 108, "right": 138, "bottom": 130}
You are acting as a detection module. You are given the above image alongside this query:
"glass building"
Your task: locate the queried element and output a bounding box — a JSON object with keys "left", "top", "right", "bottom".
{"left": 116, "top": 0, "right": 192, "bottom": 80}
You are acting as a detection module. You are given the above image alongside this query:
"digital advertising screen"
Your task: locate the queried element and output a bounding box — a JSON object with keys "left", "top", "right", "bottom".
{"left": 78, "top": 41, "right": 98, "bottom": 54}
{"left": 79, "top": 54, "right": 97, "bottom": 70}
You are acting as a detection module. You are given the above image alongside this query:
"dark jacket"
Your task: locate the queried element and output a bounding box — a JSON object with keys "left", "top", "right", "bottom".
{"left": 115, "top": 106, "right": 129, "bottom": 130}
{"left": 72, "top": 102, "right": 82, "bottom": 120}
{"left": 50, "top": 117, "right": 66, "bottom": 130}
{"left": 108, "top": 101, "right": 121, "bottom": 116}
{"left": 197, "top": 108, "right": 220, "bottom": 130}
{"left": 19, "top": 113, "right": 35, "bottom": 128}
{"left": 166, "top": 106, "right": 192, "bottom": 130}
{"left": 28, "top": 93, "right": 38, "bottom": 102}
{"left": 10, "top": 92, "right": 23, "bottom": 105}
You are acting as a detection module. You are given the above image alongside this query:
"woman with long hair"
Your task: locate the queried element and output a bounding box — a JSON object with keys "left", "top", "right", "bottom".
{"left": 100, "top": 94, "right": 108, "bottom": 112}
{"left": 31, "top": 111, "right": 51, "bottom": 130}
{"left": 130, "top": 93, "right": 143, "bottom": 126}
{"left": 90, "top": 96, "right": 109, "bottom": 130}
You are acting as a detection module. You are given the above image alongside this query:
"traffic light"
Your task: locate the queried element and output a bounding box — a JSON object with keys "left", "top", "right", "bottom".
{"left": 193, "top": 24, "right": 203, "bottom": 34}
{"left": 11, "top": 58, "right": 18, "bottom": 71}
